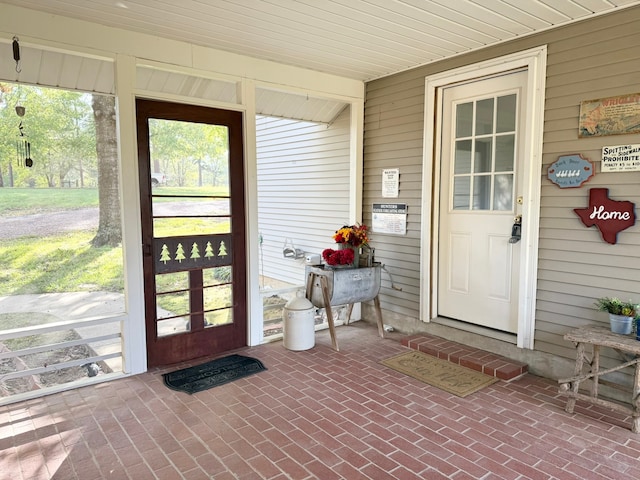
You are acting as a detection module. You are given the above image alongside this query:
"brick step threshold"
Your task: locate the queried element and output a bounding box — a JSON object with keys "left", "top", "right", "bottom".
{"left": 401, "top": 334, "right": 528, "bottom": 381}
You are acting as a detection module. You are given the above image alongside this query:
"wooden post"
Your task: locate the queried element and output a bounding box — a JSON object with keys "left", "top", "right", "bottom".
{"left": 566, "top": 342, "right": 585, "bottom": 414}
{"left": 633, "top": 360, "right": 640, "bottom": 434}
{"left": 374, "top": 295, "right": 385, "bottom": 339}
{"left": 592, "top": 344, "right": 600, "bottom": 399}
{"left": 345, "top": 304, "right": 354, "bottom": 325}
{"left": 319, "top": 275, "right": 338, "bottom": 351}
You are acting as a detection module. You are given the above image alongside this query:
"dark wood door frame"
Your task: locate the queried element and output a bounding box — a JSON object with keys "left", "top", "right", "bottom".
{"left": 136, "top": 98, "right": 247, "bottom": 367}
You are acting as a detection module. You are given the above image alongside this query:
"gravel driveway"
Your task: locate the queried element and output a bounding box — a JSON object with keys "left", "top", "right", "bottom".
{"left": 0, "top": 208, "right": 98, "bottom": 240}
{"left": 0, "top": 200, "right": 228, "bottom": 240}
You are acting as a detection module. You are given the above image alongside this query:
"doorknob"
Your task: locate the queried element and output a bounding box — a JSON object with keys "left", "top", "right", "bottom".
{"left": 509, "top": 215, "right": 522, "bottom": 244}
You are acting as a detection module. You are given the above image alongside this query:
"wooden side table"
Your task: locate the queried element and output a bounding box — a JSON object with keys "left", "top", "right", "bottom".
{"left": 558, "top": 325, "right": 640, "bottom": 433}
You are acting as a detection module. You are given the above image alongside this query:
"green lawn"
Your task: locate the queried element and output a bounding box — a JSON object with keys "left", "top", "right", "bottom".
{"left": 153, "top": 186, "right": 229, "bottom": 197}
{"left": 0, "top": 230, "right": 228, "bottom": 324}
{"left": 0, "top": 231, "right": 124, "bottom": 295}
{"left": 0, "top": 185, "right": 229, "bottom": 214}
{"left": 0, "top": 187, "right": 98, "bottom": 215}
{"left": 0, "top": 186, "right": 230, "bottom": 296}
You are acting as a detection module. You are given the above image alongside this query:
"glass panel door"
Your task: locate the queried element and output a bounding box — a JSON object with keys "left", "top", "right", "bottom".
{"left": 136, "top": 99, "right": 246, "bottom": 367}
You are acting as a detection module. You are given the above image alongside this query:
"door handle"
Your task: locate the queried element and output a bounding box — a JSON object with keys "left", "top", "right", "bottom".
{"left": 509, "top": 215, "right": 522, "bottom": 244}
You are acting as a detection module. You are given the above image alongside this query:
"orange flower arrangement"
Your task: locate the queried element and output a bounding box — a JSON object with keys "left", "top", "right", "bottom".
{"left": 332, "top": 224, "right": 368, "bottom": 247}
{"left": 322, "top": 224, "right": 369, "bottom": 267}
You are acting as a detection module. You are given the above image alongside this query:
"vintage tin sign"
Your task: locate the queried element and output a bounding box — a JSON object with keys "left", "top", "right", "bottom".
{"left": 547, "top": 154, "right": 594, "bottom": 188}
{"left": 601, "top": 144, "right": 640, "bottom": 172}
{"left": 579, "top": 93, "right": 640, "bottom": 137}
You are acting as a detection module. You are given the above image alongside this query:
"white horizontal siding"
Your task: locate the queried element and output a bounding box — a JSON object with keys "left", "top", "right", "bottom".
{"left": 256, "top": 111, "right": 351, "bottom": 287}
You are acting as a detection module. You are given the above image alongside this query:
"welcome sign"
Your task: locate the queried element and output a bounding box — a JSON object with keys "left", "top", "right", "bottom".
{"left": 547, "top": 154, "right": 594, "bottom": 188}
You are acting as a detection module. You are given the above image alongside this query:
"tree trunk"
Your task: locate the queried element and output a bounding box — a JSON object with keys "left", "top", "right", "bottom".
{"left": 91, "top": 95, "right": 121, "bottom": 247}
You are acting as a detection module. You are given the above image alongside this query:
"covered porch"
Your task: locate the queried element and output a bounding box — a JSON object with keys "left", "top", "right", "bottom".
{"left": 3, "top": 323, "right": 638, "bottom": 480}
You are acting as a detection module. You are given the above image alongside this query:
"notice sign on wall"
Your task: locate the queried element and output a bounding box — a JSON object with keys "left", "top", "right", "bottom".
{"left": 372, "top": 203, "right": 407, "bottom": 235}
{"left": 601, "top": 144, "right": 640, "bottom": 172}
{"left": 382, "top": 168, "right": 399, "bottom": 198}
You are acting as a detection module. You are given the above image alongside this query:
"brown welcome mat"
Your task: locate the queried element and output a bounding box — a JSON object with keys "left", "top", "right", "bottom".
{"left": 381, "top": 350, "right": 499, "bottom": 397}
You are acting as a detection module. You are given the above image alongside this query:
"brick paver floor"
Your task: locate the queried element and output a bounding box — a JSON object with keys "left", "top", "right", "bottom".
{"left": 2, "top": 322, "right": 639, "bottom": 479}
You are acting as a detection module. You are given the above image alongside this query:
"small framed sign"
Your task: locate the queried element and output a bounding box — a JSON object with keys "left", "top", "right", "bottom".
{"left": 382, "top": 168, "right": 399, "bottom": 198}
{"left": 579, "top": 93, "right": 640, "bottom": 137}
{"left": 601, "top": 144, "right": 640, "bottom": 172}
{"left": 372, "top": 203, "right": 407, "bottom": 235}
{"left": 547, "top": 154, "right": 594, "bottom": 188}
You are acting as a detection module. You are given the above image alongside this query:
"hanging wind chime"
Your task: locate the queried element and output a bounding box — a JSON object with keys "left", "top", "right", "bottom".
{"left": 15, "top": 103, "right": 33, "bottom": 168}
{"left": 12, "top": 36, "right": 33, "bottom": 168}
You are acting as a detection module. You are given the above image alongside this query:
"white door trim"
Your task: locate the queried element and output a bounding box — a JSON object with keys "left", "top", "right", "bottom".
{"left": 420, "top": 46, "right": 547, "bottom": 349}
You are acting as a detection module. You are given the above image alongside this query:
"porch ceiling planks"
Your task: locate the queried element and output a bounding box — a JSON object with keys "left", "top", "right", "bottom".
{"left": 2, "top": 0, "right": 639, "bottom": 81}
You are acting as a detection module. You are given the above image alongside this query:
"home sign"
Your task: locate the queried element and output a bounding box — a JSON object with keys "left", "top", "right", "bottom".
{"left": 574, "top": 188, "right": 636, "bottom": 244}
{"left": 547, "top": 154, "right": 594, "bottom": 188}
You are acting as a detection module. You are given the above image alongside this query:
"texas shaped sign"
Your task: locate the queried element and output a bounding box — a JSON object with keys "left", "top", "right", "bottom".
{"left": 574, "top": 188, "right": 636, "bottom": 244}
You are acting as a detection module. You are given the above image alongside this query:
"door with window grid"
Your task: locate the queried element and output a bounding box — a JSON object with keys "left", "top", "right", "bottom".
{"left": 136, "top": 99, "right": 246, "bottom": 367}
{"left": 437, "top": 71, "right": 526, "bottom": 333}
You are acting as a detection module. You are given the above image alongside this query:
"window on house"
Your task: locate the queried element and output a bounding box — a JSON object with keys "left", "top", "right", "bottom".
{"left": 452, "top": 94, "right": 516, "bottom": 212}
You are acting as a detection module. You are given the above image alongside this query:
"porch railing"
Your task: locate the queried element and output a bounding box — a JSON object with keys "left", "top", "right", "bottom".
{"left": 0, "top": 314, "right": 124, "bottom": 406}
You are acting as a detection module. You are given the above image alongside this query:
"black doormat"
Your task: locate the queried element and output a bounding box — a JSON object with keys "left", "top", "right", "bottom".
{"left": 162, "top": 354, "right": 267, "bottom": 394}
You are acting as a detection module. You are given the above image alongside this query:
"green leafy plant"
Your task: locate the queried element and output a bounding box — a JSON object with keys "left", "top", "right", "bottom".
{"left": 594, "top": 297, "right": 638, "bottom": 317}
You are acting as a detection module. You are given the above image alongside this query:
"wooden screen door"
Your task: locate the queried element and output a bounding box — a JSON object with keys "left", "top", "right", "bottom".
{"left": 437, "top": 70, "right": 527, "bottom": 333}
{"left": 136, "top": 99, "right": 247, "bottom": 367}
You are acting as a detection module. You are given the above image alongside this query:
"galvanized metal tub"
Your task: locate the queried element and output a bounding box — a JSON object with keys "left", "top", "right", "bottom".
{"left": 305, "top": 263, "right": 381, "bottom": 308}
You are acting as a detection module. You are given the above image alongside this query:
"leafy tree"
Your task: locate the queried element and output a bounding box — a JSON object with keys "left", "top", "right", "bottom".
{"left": 202, "top": 125, "right": 229, "bottom": 187}
{"left": 0, "top": 83, "right": 96, "bottom": 189}
{"left": 0, "top": 83, "right": 23, "bottom": 187}
{"left": 148, "top": 119, "right": 229, "bottom": 187}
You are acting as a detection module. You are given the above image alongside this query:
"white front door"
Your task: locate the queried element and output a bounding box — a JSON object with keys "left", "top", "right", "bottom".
{"left": 437, "top": 70, "right": 527, "bottom": 333}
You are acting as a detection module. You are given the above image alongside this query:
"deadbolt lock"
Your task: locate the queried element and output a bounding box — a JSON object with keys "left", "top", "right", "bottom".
{"left": 509, "top": 215, "right": 522, "bottom": 244}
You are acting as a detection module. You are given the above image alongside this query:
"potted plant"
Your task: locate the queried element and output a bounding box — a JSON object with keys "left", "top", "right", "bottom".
{"left": 594, "top": 297, "right": 638, "bottom": 335}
